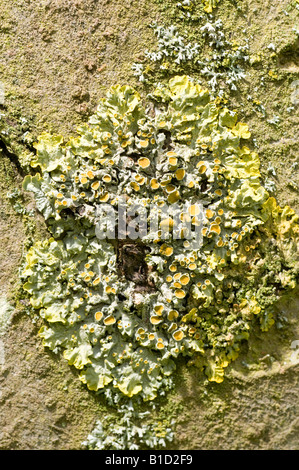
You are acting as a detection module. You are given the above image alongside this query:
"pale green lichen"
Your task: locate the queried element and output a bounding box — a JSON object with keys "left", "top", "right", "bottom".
{"left": 132, "top": 16, "right": 249, "bottom": 93}
{"left": 21, "top": 75, "right": 299, "bottom": 400}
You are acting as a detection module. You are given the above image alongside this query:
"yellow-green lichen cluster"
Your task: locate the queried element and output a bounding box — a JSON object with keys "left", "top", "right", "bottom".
{"left": 202, "top": 0, "right": 220, "bottom": 14}
{"left": 21, "top": 76, "right": 299, "bottom": 399}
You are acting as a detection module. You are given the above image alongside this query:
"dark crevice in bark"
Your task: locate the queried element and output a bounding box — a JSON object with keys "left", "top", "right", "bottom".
{"left": 0, "top": 138, "right": 25, "bottom": 177}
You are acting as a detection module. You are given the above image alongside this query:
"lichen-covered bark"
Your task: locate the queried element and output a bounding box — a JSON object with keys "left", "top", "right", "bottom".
{"left": 0, "top": 0, "right": 298, "bottom": 450}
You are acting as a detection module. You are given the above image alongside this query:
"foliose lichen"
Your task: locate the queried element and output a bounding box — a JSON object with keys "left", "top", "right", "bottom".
{"left": 132, "top": 15, "right": 249, "bottom": 93}
{"left": 21, "top": 75, "right": 299, "bottom": 400}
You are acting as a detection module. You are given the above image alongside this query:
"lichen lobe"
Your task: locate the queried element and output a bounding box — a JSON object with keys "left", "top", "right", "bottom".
{"left": 20, "top": 75, "right": 299, "bottom": 399}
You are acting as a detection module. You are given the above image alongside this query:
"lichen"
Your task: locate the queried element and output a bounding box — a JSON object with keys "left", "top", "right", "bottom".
{"left": 0, "top": 297, "right": 14, "bottom": 336}
{"left": 20, "top": 75, "right": 299, "bottom": 401}
{"left": 82, "top": 399, "right": 174, "bottom": 450}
